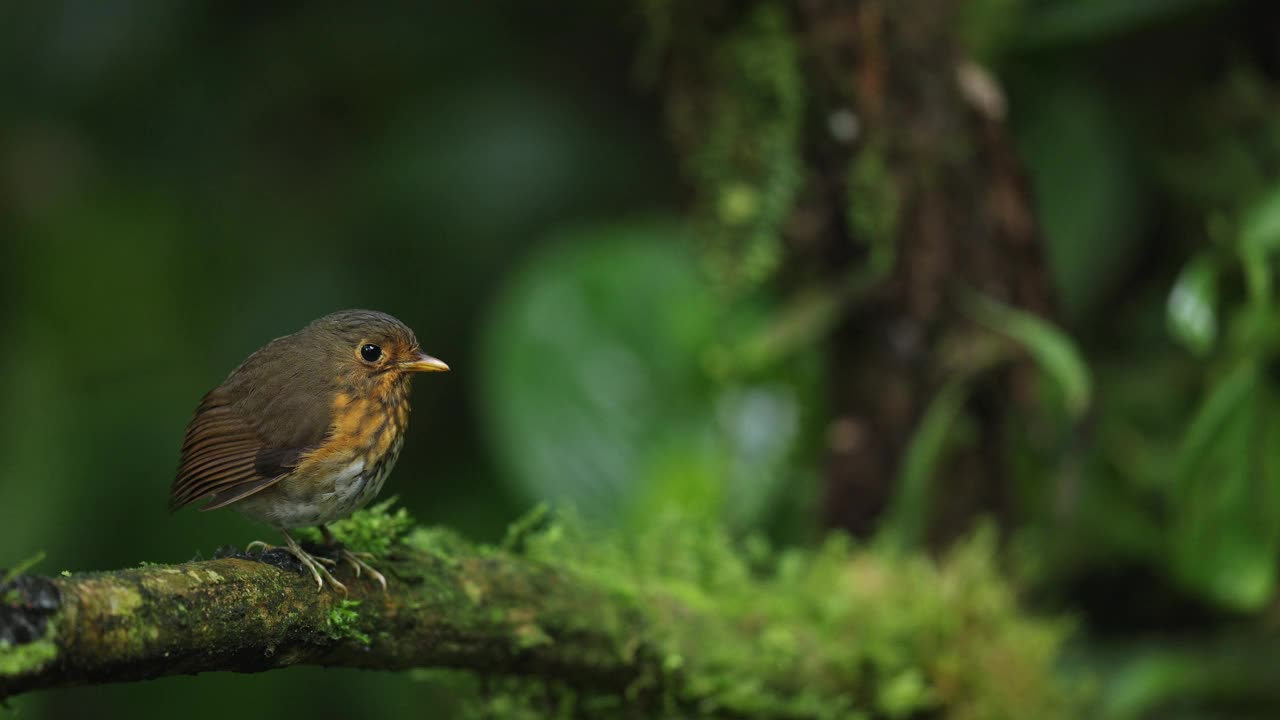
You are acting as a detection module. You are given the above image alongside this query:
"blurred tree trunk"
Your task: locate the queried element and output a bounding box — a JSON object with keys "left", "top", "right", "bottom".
{"left": 644, "top": 0, "right": 1053, "bottom": 543}
{"left": 795, "top": 0, "right": 1053, "bottom": 541}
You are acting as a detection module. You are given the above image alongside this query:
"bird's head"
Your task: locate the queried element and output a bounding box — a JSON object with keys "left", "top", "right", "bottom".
{"left": 305, "top": 310, "right": 449, "bottom": 387}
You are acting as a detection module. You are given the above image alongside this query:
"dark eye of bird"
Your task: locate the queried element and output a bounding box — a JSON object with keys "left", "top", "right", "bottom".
{"left": 360, "top": 343, "right": 383, "bottom": 362}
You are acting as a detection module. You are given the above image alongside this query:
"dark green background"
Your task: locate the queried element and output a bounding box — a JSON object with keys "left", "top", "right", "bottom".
{"left": 4, "top": 1, "right": 1280, "bottom": 717}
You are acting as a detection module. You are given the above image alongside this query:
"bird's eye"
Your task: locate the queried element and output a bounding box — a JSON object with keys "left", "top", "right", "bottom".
{"left": 359, "top": 343, "right": 383, "bottom": 363}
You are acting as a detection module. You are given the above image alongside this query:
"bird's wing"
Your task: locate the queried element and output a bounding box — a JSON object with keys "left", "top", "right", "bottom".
{"left": 169, "top": 393, "right": 314, "bottom": 512}
{"left": 171, "top": 335, "right": 337, "bottom": 513}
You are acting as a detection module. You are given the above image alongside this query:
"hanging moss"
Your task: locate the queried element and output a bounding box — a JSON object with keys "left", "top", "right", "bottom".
{"left": 646, "top": 1, "right": 805, "bottom": 295}
{"left": 702, "top": 2, "right": 804, "bottom": 294}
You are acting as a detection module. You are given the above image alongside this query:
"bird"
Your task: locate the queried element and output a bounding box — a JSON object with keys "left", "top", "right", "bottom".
{"left": 169, "top": 309, "right": 449, "bottom": 593}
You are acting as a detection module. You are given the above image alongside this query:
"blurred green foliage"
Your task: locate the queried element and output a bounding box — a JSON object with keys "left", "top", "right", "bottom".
{"left": 988, "top": 0, "right": 1280, "bottom": 714}
{"left": 481, "top": 223, "right": 818, "bottom": 532}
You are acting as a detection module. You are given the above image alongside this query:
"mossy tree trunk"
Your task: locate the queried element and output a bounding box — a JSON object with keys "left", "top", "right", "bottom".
{"left": 797, "top": 0, "right": 1053, "bottom": 542}
{"left": 645, "top": 0, "right": 1053, "bottom": 543}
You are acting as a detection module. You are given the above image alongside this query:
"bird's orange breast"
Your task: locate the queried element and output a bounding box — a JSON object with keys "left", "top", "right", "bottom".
{"left": 301, "top": 374, "right": 411, "bottom": 470}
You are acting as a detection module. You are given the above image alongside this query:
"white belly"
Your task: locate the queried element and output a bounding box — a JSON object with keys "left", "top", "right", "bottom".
{"left": 240, "top": 436, "right": 404, "bottom": 529}
{"left": 323, "top": 438, "right": 402, "bottom": 522}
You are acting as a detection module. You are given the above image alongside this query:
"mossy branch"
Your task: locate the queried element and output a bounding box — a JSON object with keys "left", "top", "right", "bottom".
{"left": 1, "top": 506, "right": 1080, "bottom": 717}
{"left": 0, "top": 530, "right": 645, "bottom": 703}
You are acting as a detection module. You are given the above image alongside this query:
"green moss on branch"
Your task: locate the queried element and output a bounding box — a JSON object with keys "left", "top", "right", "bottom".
{"left": 0, "top": 622, "right": 57, "bottom": 677}
{"left": 0, "top": 504, "right": 1080, "bottom": 717}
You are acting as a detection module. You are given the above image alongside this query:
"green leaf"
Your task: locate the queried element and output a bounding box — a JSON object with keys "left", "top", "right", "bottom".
{"left": 962, "top": 292, "right": 1092, "bottom": 418}
{"left": 480, "top": 221, "right": 808, "bottom": 528}
{"left": 1173, "top": 361, "right": 1257, "bottom": 478}
{"left": 1240, "top": 185, "right": 1280, "bottom": 255}
{"left": 1170, "top": 361, "right": 1280, "bottom": 610}
{"left": 881, "top": 380, "right": 972, "bottom": 551}
{"left": 1165, "top": 254, "right": 1219, "bottom": 355}
{"left": 1238, "top": 186, "right": 1280, "bottom": 304}
{"left": 1013, "top": 72, "right": 1146, "bottom": 321}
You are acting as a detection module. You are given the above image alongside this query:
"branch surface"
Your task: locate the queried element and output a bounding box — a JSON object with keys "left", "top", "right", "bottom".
{"left": 0, "top": 533, "right": 650, "bottom": 703}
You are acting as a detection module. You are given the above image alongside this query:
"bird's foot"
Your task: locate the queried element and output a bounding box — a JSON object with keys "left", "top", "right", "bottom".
{"left": 305, "top": 548, "right": 384, "bottom": 591}
{"left": 318, "top": 526, "right": 388, "bottom": 592}
{"left": 338, "top": 549, "right": 387, "bottom": 591}
{"left": 248, "top": 532, "right": 348, "bottom": 594}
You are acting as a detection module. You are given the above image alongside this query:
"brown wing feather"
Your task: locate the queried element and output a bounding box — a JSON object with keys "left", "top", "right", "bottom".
{"left": 196, "top": 476, "right": 285, "bottom": 511}
{"left": 169, "top": 398, "right": 273, "bottom": 510}
{"left": 171, "top": 332, "right": 338, "bottom": 512}
{"left": 170, "top": 393, "right": 320, "bottom": 512}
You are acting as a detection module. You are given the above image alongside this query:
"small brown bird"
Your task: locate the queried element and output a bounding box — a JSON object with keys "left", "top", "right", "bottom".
{"left": 169, "top": 310, "right": 449, "bottom": 592}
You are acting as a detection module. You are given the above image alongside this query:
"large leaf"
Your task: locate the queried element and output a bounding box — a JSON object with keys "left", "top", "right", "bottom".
{"left": 480, "top": 222, "right": 807, "bottom": 528}
{"left": 1011, "top": 74, "right": 1147, "bottom": 321}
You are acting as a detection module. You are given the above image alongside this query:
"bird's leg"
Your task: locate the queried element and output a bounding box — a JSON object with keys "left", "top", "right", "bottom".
{"left": 247, "top": 531, "right": 348, "bottom": 594}
{"left": 319, "top": 525, "right": 388, "bottom": 592}
{"left": 282, "top": 530, "right": 348, "bottom": 594}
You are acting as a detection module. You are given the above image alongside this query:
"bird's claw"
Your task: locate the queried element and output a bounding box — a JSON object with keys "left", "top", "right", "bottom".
{"left": 249, "top": 533, "right": 349, "bottom": 594}
{"left": 317, "top": 526, "right": 388, "bottom": 592}
{"left": 339, "top": 549, "right": 388, "bottom": 592}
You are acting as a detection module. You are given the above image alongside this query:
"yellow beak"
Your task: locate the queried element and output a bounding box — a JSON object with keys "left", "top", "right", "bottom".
{"left": 400, "top": 352, "right": 450, "bottom": 373}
